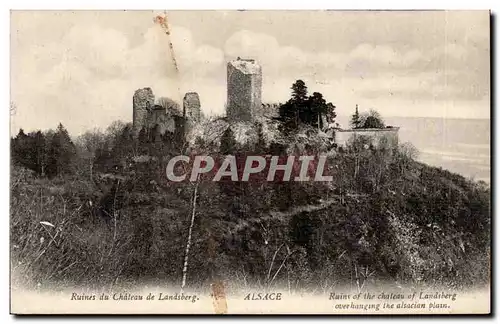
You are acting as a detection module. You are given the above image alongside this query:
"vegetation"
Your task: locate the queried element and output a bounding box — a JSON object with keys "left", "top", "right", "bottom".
{"left": 278, "top": 80, "right": 337, "bottom": 133}
{"left": 360, "top": 109, "right": 386, "bottom": 129}
{"left": 350, "top": 104, "right": 361, "bottom": 129}
{"left": 350, "top": 107, "right": 386, "bottom": 129}
{"left": 10, "top": 94, "right": 490, "bottom": 292}
{"left": 11, "top": 123, "right": 76, "bottom": 178}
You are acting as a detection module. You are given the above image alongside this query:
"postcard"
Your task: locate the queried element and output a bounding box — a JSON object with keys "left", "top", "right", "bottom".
{"left": 10, "top": 10, "right": 490, "bottom": 314}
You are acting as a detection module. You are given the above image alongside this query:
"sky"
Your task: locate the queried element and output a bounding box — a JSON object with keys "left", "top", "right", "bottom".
{"left": 10, "top": 10, "right": 490, "bottom": 135}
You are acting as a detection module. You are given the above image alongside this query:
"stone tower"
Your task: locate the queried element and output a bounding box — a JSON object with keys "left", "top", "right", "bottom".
{"left": 183, "top": 92, "right": 201, "bottom": 122}
{"left": 226, "top": 58, "right": 262, "bottom": 122}
{"left": 133, "top": 87, "right": 155, "bottom": 132}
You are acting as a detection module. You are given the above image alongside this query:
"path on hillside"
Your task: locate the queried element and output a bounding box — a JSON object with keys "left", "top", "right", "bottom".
{"left": 229, "top": 193, "right": 368, "bottom": 234}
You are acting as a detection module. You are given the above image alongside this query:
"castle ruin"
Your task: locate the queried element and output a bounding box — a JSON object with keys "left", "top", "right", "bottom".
{"left": 133, "top": 58, "right": 265, "bottom": 133}
{"left": 132, "top": 88, "right": 155, "bottom": 133}
{"left": 261, "top": 103, "right": 280, "bottom": 118}
{"left": 183, "top": 92, "right": 201, "bottom": 122}
{"left": 226, "top": 58, "right": 262, "bottom": 122}
{"left": 132, "top": 87, "right": 200, "bottom": 135}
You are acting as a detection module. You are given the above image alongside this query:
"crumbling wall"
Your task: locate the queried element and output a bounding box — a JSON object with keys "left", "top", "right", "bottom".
{"left": 133, "top": 89, "right": 186, "bottom": 136}
{"left": 133, "top": 88, "right": 155, "bottom": 133}
{"left": 227, "top": 59, "right": 262, "bottom": 122}
{"left": 261, "top": 103, "right": 280, "bottom": 118}
{"left": 183, "top": 92, "right": 201, "bottom": 122}
{"left": 148, "top": 106, "right": 176, "bottom": 134}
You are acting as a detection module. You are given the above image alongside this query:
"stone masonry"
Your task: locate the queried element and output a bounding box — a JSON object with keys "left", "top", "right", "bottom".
{"left": 226, "top": 58, "right": 262, "bottom": 122}
{"left": 183, "top": 92, "right": 201, "bottom": 122}
{"left": 132, "top": 87, "right": 155, "bottom": 133}
{"left": 133, "top": 87, "right": 200, "bottom": 136}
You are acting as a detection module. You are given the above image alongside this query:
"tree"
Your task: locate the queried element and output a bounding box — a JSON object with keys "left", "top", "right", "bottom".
{"left": 111, "top": 125, "right": 136, "bottom": 164}
{"left": 291, "top": 80, "right": 308, "bottom": 103}
{"left": 360, "top": 110, "right": 385, "bottom": 129}
{"left": 105, "top": 120, "right": 128, "bottom": 148}
{"left": 399, "top": 142, "right": 419, "bottom": 160}
{"left": 94, "top": 141, "right": 113, "bottom": 172}
{"left": 89, "top": 121, "right": 131, "bottom": 172}
{"left": 325, "top": 102, "right": 337, "bottom": 127}
{"left": 11, "top": 129, "right": 28, "bottom": 167}
{"left": 279, "top": 80, "right": 308, "bottom": 133}
{"left": 137, "top": 126, "right": 149, "bottom": 155}
{"left": 220, "top": 127, "right": 236, "bottom": 155}
{"left": 76, "top": 128, "right": 106, "bottom": 180}
{"left": 350, "top": 104, "right": 361, "bottom": 129}
{"left": 31, "top": 130, "right": 47, "bottom": 176}
{"left": 363, "top": 116, "right": 385, "bottom": 129}
{"left": 11, "top": 129, "right": 48, "bottom": 176}
{"left": 279, "top": 80, "right": 335, "bottom": 132}
{"left": 46, "top": 123, "right": 76, "bottom": 178}
{"left": 291, "top": 80, "right": 309, "bottom": 128}
{"left": 307, "top": 92, "right": 327, "bottom": 129}
{"left": 278, "top": 101, "right": 298, "bottom": 133}
{"left": 397, "top": 142, "right": 419, "bottom": 175}
{"left": 172, "top": 116, "right": 187, "bottom": 153}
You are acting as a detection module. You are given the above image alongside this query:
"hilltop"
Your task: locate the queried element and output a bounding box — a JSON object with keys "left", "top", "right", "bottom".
{"left": 10, "top": 122, "right": 490, "bottom": 291}
{"left": 9, "top": 77, "right": 490, "bottom": 292}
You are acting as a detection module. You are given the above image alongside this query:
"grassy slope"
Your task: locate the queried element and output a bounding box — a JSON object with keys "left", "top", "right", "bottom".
{"left": 10, "top": 145, "right": 490, "bottom": 291}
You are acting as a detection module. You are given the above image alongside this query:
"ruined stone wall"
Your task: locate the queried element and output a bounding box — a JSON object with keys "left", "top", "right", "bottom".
{"left": 183, "top": 92, "right": 201, "bottom": 122}
{"left": 133, "top": 88, "right": 155, "bottom": 132}
{"left": 251, "top": 66, "right": 263, "bottom": 117}
{"left": 148, "top": 106, "right": 175, "bottom": 134}
{"left": 261, "top": 103, "right": 280, "bottom": 118}
{"left": 133, "top": 88, "right": 189, "bottom": 136}
{"left": 227, "top": 59, "right": 262, "bottom": 122}
{"left": 151, "top": 114, "right": 176, "bottom": 135}
{"left": 149, "top": 107, "right": 166, "bottom": 125}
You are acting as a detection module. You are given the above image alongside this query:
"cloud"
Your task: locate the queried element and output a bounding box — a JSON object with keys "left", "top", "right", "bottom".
{"left": 10, "top": 11, "right": 489, "bottom": 136}
{"left": 224, "top": 30, "right": 426, "bottom": 77}
{"left": 223, "top": 29, "right": 489, "bottom": 108}
{"left": 169, "top": 25, "right": 225, "bottom": 79}
{"left": 11, "top": 18, "right": 226, "bottom": 135}
{"left": 348, "top": 44, "right": 423, "bottom": 68}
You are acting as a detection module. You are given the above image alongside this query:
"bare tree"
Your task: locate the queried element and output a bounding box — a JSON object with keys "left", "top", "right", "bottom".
{"left": 75, "top": 128, "right": 106, "bottom": 180}
{"left": 399, "top": 142, "right": 419, "bottom": 160}
{"left": 397, "top": 142, "right": 419, "bottom": 174}
{"left": 105, "top": 121, "right": 127, "bottom": 145}
{"left": 181, "top": 175, "right": 200, "bottom": 291}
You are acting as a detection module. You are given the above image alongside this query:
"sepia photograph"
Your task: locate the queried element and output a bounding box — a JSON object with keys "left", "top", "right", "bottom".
{"left": 9, "top": 10, "right": 490, "bottom": 314}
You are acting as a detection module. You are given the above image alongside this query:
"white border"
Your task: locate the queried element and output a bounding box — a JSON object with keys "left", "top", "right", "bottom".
{"left": 1, "top": 1, "right": 497, "bottom": 323}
